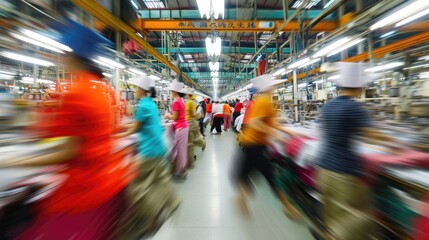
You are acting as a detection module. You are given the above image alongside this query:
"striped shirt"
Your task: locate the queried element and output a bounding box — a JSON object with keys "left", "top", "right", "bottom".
{"left": 317, "top": 96, "right": 370, "bottom": 176}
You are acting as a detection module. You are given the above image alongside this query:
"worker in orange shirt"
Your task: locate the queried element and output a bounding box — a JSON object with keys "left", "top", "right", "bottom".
{"left": 203, "top": 99, "right": 212, "bottom": 131}
{"left": 223, "top": 101, "right": 232, "bottom": 131}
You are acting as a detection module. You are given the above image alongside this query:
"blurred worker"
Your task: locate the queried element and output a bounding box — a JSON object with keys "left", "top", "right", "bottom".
{"left": 210, "top": 99, "right": 223, "bottom": 135}
{"left": 115, "top": 75, "right": 179, "bottom": 238}
{"left": 116, "top": 75, "right": 166, "bottom": 160}
{"left": 165, "top": 81, "right": 189, "bottom": 181}
{"left": 233, "top": 74, "right": 302, "bottom": 218}
{"left": 184, "top": 88, "right": 206, "bottom": 168}
{"left": 317, "top": 62, "right": 398, "bottom": 240}
{"left": 196, "top": 96, "right": 206, "bottom": 136}
{"left": 203, "top": 99, "right": 212, "bottom": 130}
{"left": 223, "top": 101, "right": 232, "bottom": 131}
{"left": 232, "top": 98, "right": 243, "bottom": 129}
{"left": 0, "top": 18, "right": 133, "bottom": 239}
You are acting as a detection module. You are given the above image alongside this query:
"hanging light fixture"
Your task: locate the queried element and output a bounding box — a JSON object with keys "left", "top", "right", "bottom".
{"left": 206, "top": 36, "right": 222, "bottom": 57}
{"left": 197, "top": 0, "right": 224, "bottom": 19}
{"left": 209, "top": 61, "right": 220, "bottom": 72}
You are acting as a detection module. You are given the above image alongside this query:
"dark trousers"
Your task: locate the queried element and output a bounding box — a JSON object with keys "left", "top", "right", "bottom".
{"left": 198, "top": 118, "right": 205, "bottom": 135}
{"left": 232, "top": 112, "right": 241, "bottom": 128}
{"left": 210, "top": 117, "right": 222, "bottom": 133}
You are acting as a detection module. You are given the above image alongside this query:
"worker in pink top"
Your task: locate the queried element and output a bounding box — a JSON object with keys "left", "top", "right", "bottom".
{"left": 165, "top": 81, "right": 189, "bottom": 181}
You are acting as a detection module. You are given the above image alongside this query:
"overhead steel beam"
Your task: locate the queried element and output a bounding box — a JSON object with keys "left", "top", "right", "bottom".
{"left": 179, "top": 62, "right": 256, "bottom": 68}
{"left": 186, "top": 72, "right": 249, "bottom": 79}
{"left": 71, "top": 0, "right": 200, "bottom": 89}
{"left": 138, "top": 19, "right": 338, "bottom": 32}
{"left": 303, "top": 0, "right": 348, "bottom": 31}
{"left": 138, "top": 9, "right": 334, "bottom": 20}
{"left": 161, "top": 47, "right": 290, "bottom": 54}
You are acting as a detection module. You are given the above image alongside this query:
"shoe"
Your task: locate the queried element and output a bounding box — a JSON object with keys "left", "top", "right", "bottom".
{"left": 173, "top": 172, "right": 187, "bottom": 182}
{"left": 214, "top": 132, "right": 221, "bottom": 135}
{"left": 202, "top": 141, "right": 206, "bottom": 151}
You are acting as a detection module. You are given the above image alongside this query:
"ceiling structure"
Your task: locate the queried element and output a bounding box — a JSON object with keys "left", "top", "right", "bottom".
{"left": 130, "top": 0, "right": 381, "bottom": 95}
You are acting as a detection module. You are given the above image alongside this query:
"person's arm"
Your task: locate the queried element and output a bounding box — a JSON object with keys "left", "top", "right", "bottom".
{"left": 115, "top": 121, "right": 141, "bottom": 138}
{"left": 166, "top": 111, "right": 179, "bottom": 120}
{"left": 0, "top": 137, "right": 80, "bottom": 167}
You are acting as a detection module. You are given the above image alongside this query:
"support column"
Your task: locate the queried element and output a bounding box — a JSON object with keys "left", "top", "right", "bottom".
{"left": 293, "top": 69, "right": 299, "bottom": 123}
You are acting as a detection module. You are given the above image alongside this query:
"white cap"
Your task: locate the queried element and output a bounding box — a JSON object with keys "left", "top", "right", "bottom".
{"left": 129, "top": 75, "right": 154, "bottom": 91}
{"left": 165, "top": 81, "right": 185, "bottom": 93}
{"left": 251, "top": 74, "right": 287, "bottom": 93}
{"left": 324, "top": 62, "right": 380, "bottom": 88}
{"left": 182, "top": 87, "right": 195, "bottom": 95}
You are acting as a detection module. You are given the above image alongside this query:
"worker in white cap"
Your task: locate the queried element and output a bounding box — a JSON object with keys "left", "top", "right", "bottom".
{"left": 117, "top": 74, "right": 167, "bottom": 156}
{"left": 195, "top": 96, "right": 206, "bottom": 136}
{"left": 165, "top": 81, "right": 189, "bottom": 181}
{"left": 233, "top": 74, "right": 302, "bottom": 218}
{"left": 183, "top": 87, "right": 206, "bottom": 169}
{"left": 210, "top": 98, "right": 224, "bottom": 135}
{"left": 317, "top": 62, "right": 399, "bottom": 240}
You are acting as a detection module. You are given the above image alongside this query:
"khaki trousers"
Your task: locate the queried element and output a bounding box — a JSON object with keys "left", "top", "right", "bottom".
{"left": 187, "top": 119, "right": 205, "bottom": 164}
{"left": 318, "top": 168, "right": 374, "bottom": 240}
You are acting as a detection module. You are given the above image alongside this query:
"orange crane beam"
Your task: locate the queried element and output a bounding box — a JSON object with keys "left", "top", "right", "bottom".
{"left": 287, "top": 31, "right": 429, "bottom": 81}
{"left": 71, "top": 0, "right": 200, "bottom": 89}
{"left": 137, "top": 19, "right": 338, "bottom": 32}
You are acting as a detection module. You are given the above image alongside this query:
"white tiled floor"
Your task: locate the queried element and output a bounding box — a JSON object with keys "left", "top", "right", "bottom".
{"left": 151, "top": 131, "right": 314, "bottom": 240}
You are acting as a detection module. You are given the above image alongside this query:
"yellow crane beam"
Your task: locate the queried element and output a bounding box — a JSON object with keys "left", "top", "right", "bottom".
{"left": 72, "top": 0, "right": 200, "bottom": 89}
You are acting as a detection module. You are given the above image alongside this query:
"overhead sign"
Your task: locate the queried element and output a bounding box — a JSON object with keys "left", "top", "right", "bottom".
{"left": 139, "top": 20, "right": 337, "bottom": 32}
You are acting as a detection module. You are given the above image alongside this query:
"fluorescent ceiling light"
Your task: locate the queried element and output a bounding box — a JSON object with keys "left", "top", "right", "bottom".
{"left": 326, "top": 38, "right": 365, "bottom": 57}
{"left": 0, "top": 70, "right": 14, "bottom": 75}
{"left": 130, "top": 0, "right": 138, "bottom": 9}
{"left": 129, "top": 68, "right": 146, "bottom": 75}
{"left": 244, "top": 55, "right": 252, "bottom": 60}
{"left": 98, "top": 57, "right": 125, "bottom": 69}
{"left": 211, "top": 71, "right": 219, "bottom": 77}
{"left": 184, "top": 54, "right": 192, "bottom": 59}
{"left": 0, "top": 74, "right": 13, "bottom": 79}
{"left": 206, "top": 37, "right": 222, "bottom": 57}
{"left": 209, "top": 61, "right": 220, "bottom": 71}
{"left": 313, "top": 37, "right": 351, "bottom": 57}
{"left": 364, "top": 62, "right": 404, "bottom": 72}
{"left": 328, "top": 75, "right": 340, "bottom": 80}
{"left": 288, "top": 58, "right": 310, "bottom": 69}
{"left": 188, "top": 60, "right": 195, "bottom": 63}
{"left": 313, "top": 80, "right": 323, "bottom": 84}
{"left": 1, "top": 51, "right": 54, "bottom": 66}
{"left": 178, "top": 54, "right": 184, "bottom": 62}
{"left": 136, "top": 32, "right": 143, "bottom": 38}
{"left": 149, "top": 75, "right": 161, "bottom": 80}
{"left": 21, "top": 77, "right": 54, "bottom": 84}
{"left": 298, "top": 58, "right": 321, "bottom": 68}
{"left": 324, "top": 0, "right": 335, "bottom": 9}
{"left": 396, "top": 8, "right": 429, "bottom": 27}
{"left": 143, "top": 0, "right": 165, "bottom": 8}
{"left": 11, "top": 33, "right": 65, "bottom": 53}
{"left": 20, "top": 29, "right": 72, "bottom": 52}
{"left": 197, "top": 0, "right": 224, "bottom": 19}
{"left": 272, "top": 68, "right": 286, "bottom": 76}
{"left": 93, "top": 59, "right": 114, "bottom": 69}
{"left": 418, "top": 55, "right": 429, "bottom": 61}
{"left": 298, "top": 83, "right": 307, "bottom": 88}
{"left": 370, "top": 0, "right": 429, "bottom": 30}
{"left": 404, "top": 64, "right": 429, "bottom": 70}
{"left": 102, "top": 72, "right": 113, "bottom": 77}
{"left": 380, "top": 31, "right": 396, "bottom": 38}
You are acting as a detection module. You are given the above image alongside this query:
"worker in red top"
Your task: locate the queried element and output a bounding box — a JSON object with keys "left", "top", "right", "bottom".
{"left": 0, "top": 18, "right": 134, "bottom": 239}
{"left": 232, "top": 98, "right": 244, "bottom": 129}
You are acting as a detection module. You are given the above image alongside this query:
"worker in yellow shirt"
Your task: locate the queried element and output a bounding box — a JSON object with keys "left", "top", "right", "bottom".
{"left": 184, "top": 88, "right": 206, "bottom": 168}
{"left": 233, "top": 74, "right": 302, "bottom": 219}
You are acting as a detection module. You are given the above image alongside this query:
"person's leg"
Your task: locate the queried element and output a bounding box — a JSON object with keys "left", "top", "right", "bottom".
{"left": 216, "top": 117, "right": 222, "bottom": 133}
{"left": 254, "top": 146, "right": 302, "bottom": 219}
{"left": 210, "top": 118, "right": 216, "bottom": 133}
{"left": 233, "top": 147, "right": 255, "bottom": 215}
{"left": 318, "top": 169, "right": 373, "bottom": 240}
{"left": 226, "top": 115, "right": 231, "bottom": 130}
{"left": 175, "top": 127, "right": 189, "bottom": 176}
{"left": 223, "top": 115, "right": 228, "bottom": 131}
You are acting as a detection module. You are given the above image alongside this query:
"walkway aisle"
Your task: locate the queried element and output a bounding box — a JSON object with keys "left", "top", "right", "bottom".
{"left": 152, "top": 131, "right": 314, "bottom": 240}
